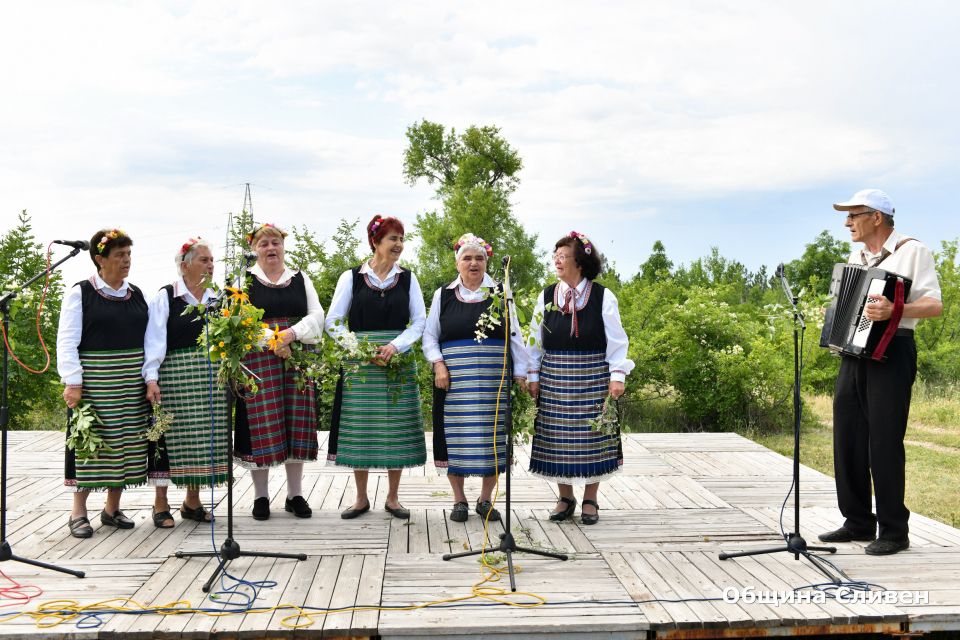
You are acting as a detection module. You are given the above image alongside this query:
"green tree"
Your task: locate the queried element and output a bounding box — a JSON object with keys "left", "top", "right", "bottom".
{"left": 916, "top": 239, "right": 960, "bottom": 382}
{"left": 634, "top": 240, "right": 674, "bottom": 283}
{"left": 0, "top": 211, "right": 64, "bottom": 429}
{"left": 286, "top": 218, "right": 364, "bottom": 311}
{"left": 403, "top": 120, "right": 547, "bottom": 294}
{"left": 785, "top": 230, "right": 851, "bottom": 295}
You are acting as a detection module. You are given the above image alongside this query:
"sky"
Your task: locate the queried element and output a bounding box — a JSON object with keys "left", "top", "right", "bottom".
{"left": 2, "top": 1, "right": 960, "bottom": 295}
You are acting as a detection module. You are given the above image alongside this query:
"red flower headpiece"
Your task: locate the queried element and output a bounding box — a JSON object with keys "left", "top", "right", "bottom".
{"left": 245, "top": 223, "right": 288, "bottom": 247}
{"left": 180, "top": 237, "right": 201, "bottom": 256}
{"left": 569, "top": 231, "right": 593, "bottom": 254}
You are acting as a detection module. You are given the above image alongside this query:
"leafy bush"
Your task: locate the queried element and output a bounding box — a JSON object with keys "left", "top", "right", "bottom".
{"left": 1, "top": 211, "right": 64, "bottom": 429}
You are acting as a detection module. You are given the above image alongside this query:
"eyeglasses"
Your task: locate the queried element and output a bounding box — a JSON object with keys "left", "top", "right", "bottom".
{"left": 845, "top": 211, "right": 875, "bottom": 222}
{"left": 553, "top": 253, "right": 574, "bottom": 263}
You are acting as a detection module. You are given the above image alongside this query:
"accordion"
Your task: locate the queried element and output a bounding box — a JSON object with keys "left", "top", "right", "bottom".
{"left": 819, "top": 264, "right": 912, "bottom": 362}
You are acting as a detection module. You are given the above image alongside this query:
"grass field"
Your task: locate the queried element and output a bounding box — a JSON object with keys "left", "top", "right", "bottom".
{"left": 622, "top": 381, "right": 960, "bottom": 529}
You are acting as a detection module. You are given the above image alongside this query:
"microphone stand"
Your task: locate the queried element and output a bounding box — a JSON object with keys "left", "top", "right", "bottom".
{"left": 175, "top": 256, "right": 306, "bottom": 592}
{"left": 442, "top": 255, "right": 568, "bottom": 592}
{"left": 719, "top": 264, "right": 841, "bottom": 582}
{"left": 0, "top": 247, "right": 86, "bottom": 578}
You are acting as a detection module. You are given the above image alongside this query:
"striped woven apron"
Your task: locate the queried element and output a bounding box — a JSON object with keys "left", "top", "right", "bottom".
{"left": 150, "top": 347, "right": 230, "bottom": 488}
{"left": 529, "top": 349, "right": 623, "bottom": 484}
{"left": 69, "top": 349, "right": 150, "bottom": 491}
{"left": 437, "top": 338, "right": 509, "bottom": 478}
{"left": 327, "top": 330, "right": 426, "bottom": 469}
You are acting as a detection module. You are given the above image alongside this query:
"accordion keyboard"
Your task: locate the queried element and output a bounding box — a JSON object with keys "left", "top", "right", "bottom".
{"left": 851, "top": 279, "right": 888, "bottom": 348}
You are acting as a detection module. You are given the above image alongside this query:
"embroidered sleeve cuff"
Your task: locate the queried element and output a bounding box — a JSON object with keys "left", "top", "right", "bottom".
{"left": 289, "top": 327, "right": 298, "bottom": 341}
{"left": 610, "top": 371, "right": 627, "bottom": 383}
{"left": 145, "top": 377, "right": 158, "bottom": 385}
{"left": 527, "top": 371, "right": 540, "bottom": 382}
{"left": 65, "top": 383, "right": 83, "bottom": 389}
{"left": 430, "top": 358, "right": 444, "bottom": 366}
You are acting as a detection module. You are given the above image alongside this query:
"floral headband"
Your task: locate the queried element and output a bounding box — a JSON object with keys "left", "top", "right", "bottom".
{"left": 97, "top": 229, "right": 126, "bottom": 254}
{"left": 245, "top": 223, "right": 288, "bottom": 246}
{"left": 179, "top": 237, "right": 201, "bottom": 257}
{"left": 569, "top": 231, "right": 593, "bottom": 254}
{"left": 454, "top": 233, "right": 493, "bottom": 258}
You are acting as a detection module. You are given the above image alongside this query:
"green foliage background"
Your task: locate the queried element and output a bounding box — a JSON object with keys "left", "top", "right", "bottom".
{"left": 1, "top": 211, "right": 64, "bottom": 429}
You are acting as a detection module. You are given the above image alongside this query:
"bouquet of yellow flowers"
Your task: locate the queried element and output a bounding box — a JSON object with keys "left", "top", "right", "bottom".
{"left": 186, "top": 279, "right": 266, "bottom": 394}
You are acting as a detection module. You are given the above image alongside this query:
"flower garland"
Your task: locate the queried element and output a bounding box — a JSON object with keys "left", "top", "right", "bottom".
{"left": 96, "top": 229, "right": 126, "bottom": 254}
{"left": 569, "top": 231, "right": 593, "bottom": 254}
{"left": 179, "top": 237, "right": 201, "bottom": 256}
{"left": 245, "top": 223, "right": 288, "bottom": 247}
{"left": 454, "top": 233, "right": 493, "bottom": 257}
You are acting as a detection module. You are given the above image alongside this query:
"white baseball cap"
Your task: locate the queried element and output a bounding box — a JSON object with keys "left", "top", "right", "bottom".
{"left": 833, "top": 189, "right": 895, "bottom": 215}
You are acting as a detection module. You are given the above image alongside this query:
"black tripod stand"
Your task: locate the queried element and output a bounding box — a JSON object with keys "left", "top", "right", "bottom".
{"left": 719, "top": 264, "right": 840, "bottom": 582}
{"left": 176, "top": 261, "right": 306, "bottom": 592}
{"left": 442, "top": 256, "right": 567, "bottom": 592}
{"left": 0, "top": 247, "right": 85, "bottom": 578}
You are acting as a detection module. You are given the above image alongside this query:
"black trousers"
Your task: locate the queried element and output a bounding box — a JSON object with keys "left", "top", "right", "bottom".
{"left": 833, "top": 336, "right": 917, "bottom": 542}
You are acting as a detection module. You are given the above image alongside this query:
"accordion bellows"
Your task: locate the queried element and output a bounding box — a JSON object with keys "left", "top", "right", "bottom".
{"left": 819, "top": 264, "right": 913, "bottom": 362}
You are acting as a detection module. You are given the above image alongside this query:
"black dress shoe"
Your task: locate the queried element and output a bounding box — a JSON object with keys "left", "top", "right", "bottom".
{"left": 180, "top": 503, "right": 213, "bottom": 522}
{"left": 341, "top": 500, "right": 370, "bottom": 519}
{"left": 818, "top": 526, "right": 876, "bottom": 543}
{"left": 475, "top": 499, "right": 500, "bottom": 522}
{"left": 384, "top": 503, "right": 410, "bottom": 519}
{"left": 252, "top": 497, "right": 270, "bottom": 521}
{"left": 865, "top": 538, "right": 910, "bottom": 556}
{"left": 101, "top": 509, "right": 135, "bottom": 529}
{"left": 152, "top": 506, "right": 175, "bottom": 529}
{"left": 285, "top": 496, "right": 313, "bottom": 518}
{"left": 68, "top": 516, "right": 93, "bottom": 538}
{"left": 549, "top": 497, "right": 577, "bottom": 522}
{"left": 450, "top": 501, "right": 469, "bottom": 522}
{"left": 580, "top": 499, "right": 600, "bottom": 525}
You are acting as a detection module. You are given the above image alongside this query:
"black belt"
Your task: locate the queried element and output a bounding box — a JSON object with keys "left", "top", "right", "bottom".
{"left": 894, "top": 328, "right": 914, "bottom": 337}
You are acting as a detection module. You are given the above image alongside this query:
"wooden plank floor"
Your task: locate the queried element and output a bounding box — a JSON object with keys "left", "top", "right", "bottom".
{"left": 0, "top": 431, "right": 958, "bottom": 638}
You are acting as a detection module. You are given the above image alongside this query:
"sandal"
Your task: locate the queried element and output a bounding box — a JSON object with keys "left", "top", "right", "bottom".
{"left": 180, "top": 503, "right": 213, "bottom": 522}
{"left": 100, "top": 509, "right": 135, "bottom": 529}
{"left": 580, "top": 499, "right": 600, "bottom": 525}
{"left": 549, "top": 497, "right": 577, "bottom": 522}
{"left": 152, "top": 506, "right": 175, "bottom": 529}
{"left": 67, "top": 516, "right": 93, "bottom": 539}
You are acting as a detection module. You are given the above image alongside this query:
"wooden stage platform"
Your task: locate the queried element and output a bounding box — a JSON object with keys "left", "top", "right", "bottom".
{"left": 1, "top": 430, "right": 959, "bottom": 639}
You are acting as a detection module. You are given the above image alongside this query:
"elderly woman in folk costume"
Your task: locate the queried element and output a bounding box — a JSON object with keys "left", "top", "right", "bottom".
{"left": 422, "top": 234, "right": 527, "bottom": 523}
{"left": 325, "top": 216, "right": 427, "bottom": 520}
{"left": 235, "top": 223, "right": 324, "bottom": 521}
{"left": 58, "top": 229, "right": 150, "bottom": 538}
{"left": 142, "top": 238, "right": 228, "bottom": 528}
{"left": 527, "top": 232, "right": 634, "bottom": 525}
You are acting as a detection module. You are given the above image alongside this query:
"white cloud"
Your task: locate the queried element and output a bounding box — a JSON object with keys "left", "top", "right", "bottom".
{"left": 1, "top": 0, "right": 959, "bottom": 286}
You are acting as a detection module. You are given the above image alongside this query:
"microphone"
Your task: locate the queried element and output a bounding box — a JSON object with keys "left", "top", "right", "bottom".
{"left": 54, "top": 239, "right": 91, "bottom": 250}
{"left": 775, "top": 263, "right": 785, "bottom": 278}
{"left": 242, "top": 251, "right": 259, "bottom": 265}
{"left": 501, "top": 254, "right": 512, "bottom": 269}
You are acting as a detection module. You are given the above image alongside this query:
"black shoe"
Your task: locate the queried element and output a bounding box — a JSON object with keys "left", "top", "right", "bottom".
{"left": 285, "top": 496, "right": 313, "bottom": 518}
{"left": 101, "top": 509, "right": 134, "bottom": 529}
{"left": 475, "top": 499, "right": 500, "bottom": 522}
{"left": 67, "top": 516, "right": 93, "bottom": 539}
{"left": 252, "top": 497, "right": 270, "bottom": 521}
{"left": 152, "top": 506, "right": 175, "bottom": 529}
{"left": 450, "top": 501, "right": 469, "bottom": 522}
{"left": 341, "top": 500, "right": 370, "bottom": 520}
{"left": 384, "top": 503, "right": 410, "bottom": 519}
{"left": 818, "top": 526, "right": 876, "bottom": 543}
{"left": 180, "top": 503, "right": 213, "bottom": 522}
{"left": 865, "top": 538, "right": 910, "bottom": 556}
{"left": 549, "top": 497, "right": 577, "bottom": 522}
{"left": 580, "top": 499, "right": 600, "bottom": 525}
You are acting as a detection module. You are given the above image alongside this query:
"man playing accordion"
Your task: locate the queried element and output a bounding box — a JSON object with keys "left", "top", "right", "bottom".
{"left": 819, "top": 189, "right": 942, "bottom": 556}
